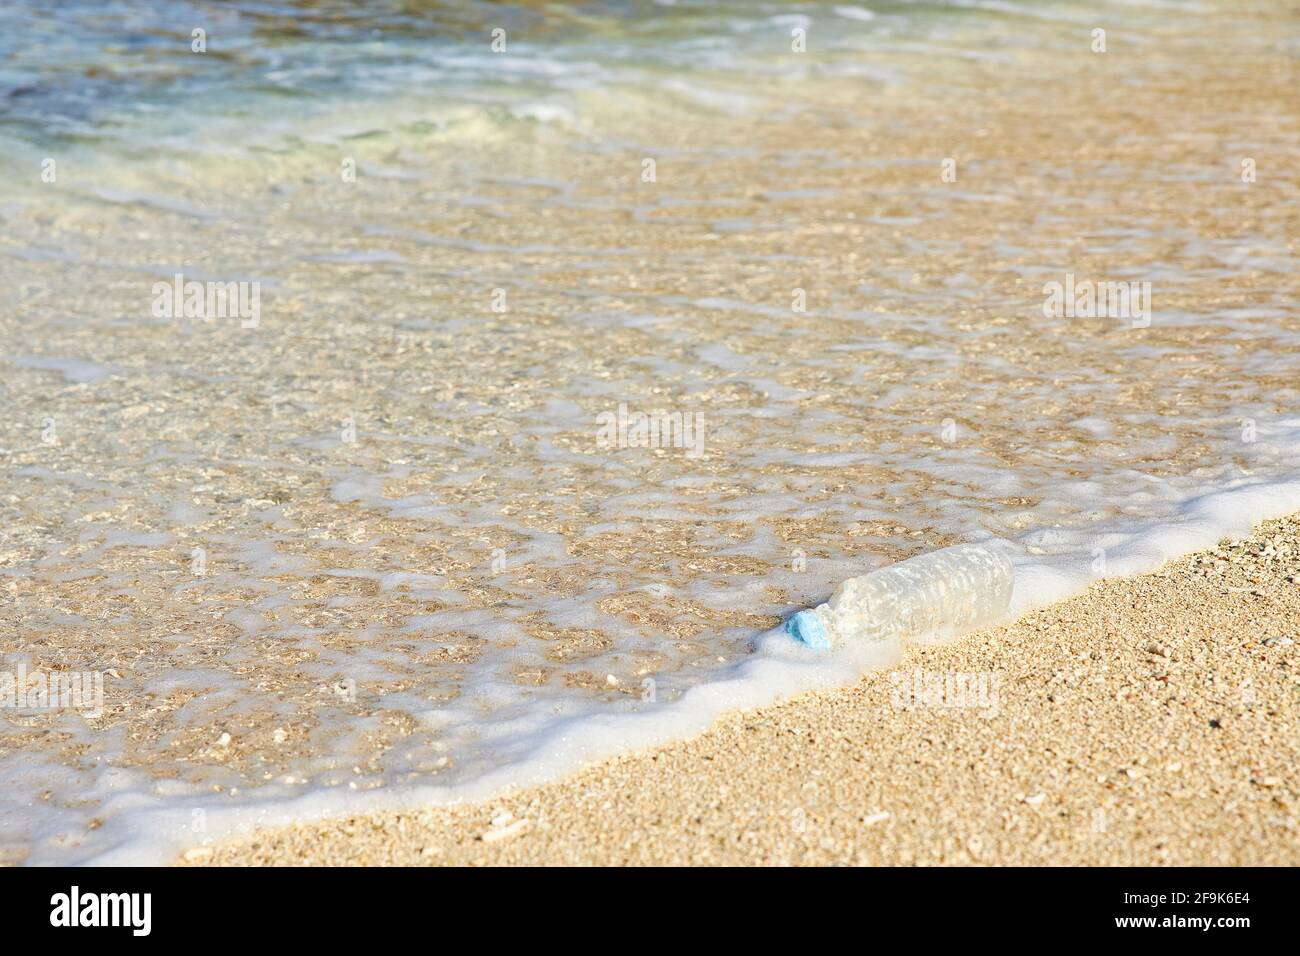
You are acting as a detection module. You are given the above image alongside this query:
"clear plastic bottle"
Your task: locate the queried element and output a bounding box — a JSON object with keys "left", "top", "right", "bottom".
{"left": 785, "top": 543, "right": 1014, "bottom": 649}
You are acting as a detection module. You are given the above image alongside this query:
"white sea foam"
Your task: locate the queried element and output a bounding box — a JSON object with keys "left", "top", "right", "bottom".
{"left": 11, "top": 355, "right": 117, "bottom": 383}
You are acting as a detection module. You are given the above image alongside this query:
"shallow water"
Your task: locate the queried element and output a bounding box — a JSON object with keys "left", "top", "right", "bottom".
{"left": 2, "top": 0, "right": 1299, "bottom": 863}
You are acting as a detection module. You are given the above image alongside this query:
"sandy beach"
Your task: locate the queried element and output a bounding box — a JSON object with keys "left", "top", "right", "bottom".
{"left": 183, "top": 514, "right": 1299, "bottom": 866}
{"left": 4, "top": 0, "right": 1298, "bottom": 867}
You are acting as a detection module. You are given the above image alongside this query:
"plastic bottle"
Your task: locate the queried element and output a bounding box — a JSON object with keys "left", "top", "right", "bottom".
{"left": 784, "top": 543, "right": 1014, "bottom": 649}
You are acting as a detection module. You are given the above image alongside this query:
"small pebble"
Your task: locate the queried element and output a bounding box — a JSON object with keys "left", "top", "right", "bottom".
{"left": 481, "top": 818, "right": 530, "bottom": 843}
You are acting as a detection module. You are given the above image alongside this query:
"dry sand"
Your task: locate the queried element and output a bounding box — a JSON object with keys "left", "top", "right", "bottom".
{"left": 185, "top": 515, "right": 1300, "bottom": 866}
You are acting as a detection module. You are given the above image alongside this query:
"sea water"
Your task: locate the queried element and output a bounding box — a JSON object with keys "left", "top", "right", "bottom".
{"left": 1, "top": 0, "right": 1299, "bottom": 864}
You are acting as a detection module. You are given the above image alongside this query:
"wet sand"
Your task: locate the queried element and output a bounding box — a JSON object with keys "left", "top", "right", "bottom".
{"left": 185, "top": 514, "right": 1300, "bottom": 865}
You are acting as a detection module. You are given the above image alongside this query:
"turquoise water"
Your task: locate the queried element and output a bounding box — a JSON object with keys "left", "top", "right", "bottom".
{"left": 0, "top": 0, "right": 1084, "bottom": 157}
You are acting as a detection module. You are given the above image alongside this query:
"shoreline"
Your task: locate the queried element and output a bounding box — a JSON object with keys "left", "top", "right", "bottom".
{"left": 5, "top": 0, "right": 1298, "bottom": 865}
{"left": 184, "top": 514, "right": 1300, "bottom": 866}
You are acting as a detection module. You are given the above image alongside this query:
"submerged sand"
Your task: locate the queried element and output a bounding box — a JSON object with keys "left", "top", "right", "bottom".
{"left": 186, "top": 514, "right": 1300, "bottom": 865}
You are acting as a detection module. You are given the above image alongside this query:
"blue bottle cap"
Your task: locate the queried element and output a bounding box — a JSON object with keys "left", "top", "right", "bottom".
{"left": 785, "top": 610, "right": 830, "bottom": 650}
